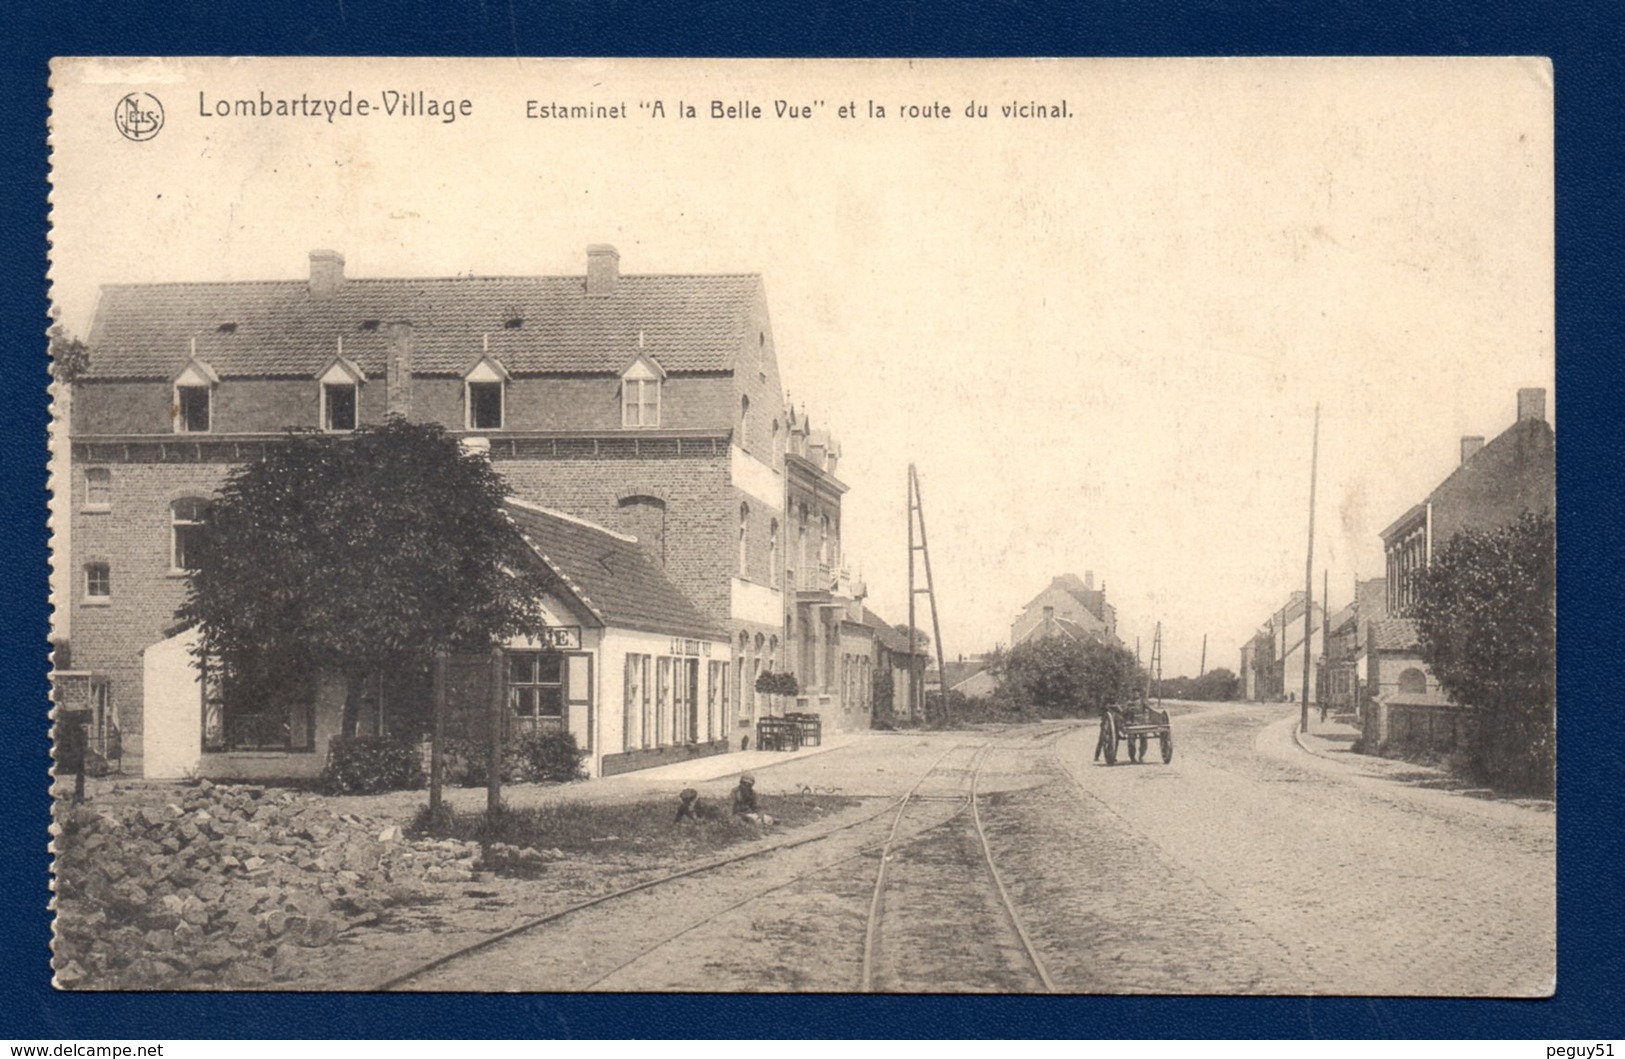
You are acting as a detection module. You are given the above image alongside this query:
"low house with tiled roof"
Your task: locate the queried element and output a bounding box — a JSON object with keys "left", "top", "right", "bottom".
{"left": 140, "top": 498, "right": 731, "bottom": 780}
{"left": 1011, "top": 572, "right": 1120, "bottom": 649}
{"left": 861, "top": 606, "right": 931, "bottom": 724}
{"left": 1358, "top": 616, "right": 1463, "bottom": 752}
{"left": 64, "top": 245, "right": 811, "bottom": 775}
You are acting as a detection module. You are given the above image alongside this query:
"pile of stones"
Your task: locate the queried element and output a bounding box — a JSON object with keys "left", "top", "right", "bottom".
{"left": 52, "top": 780, "right": 485, "bottom": 989}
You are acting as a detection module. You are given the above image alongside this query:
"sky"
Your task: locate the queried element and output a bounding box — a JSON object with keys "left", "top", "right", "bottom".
{"left": 49, "top": 57, "right": 1554, "bottom": 676}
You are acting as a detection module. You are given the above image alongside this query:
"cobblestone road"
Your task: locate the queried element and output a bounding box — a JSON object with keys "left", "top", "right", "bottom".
{"left": 1031, "top": 702, "right": 1555, "bottom": 995}
{"left": 390, "top": 707, "right": 1553, "bottom": 994}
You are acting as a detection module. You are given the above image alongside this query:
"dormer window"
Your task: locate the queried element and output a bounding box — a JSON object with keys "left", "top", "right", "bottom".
{"left": 620, "top": 353, "right": 665, "bottom": 429}
{"left": 464, "top": 355, "right": 508, "bottom": 431}
{"left": 171, "top": 358, "right": 219, "bottom": 434}
{"left": 317, "top": 356, "right": 365, "bottom": 432}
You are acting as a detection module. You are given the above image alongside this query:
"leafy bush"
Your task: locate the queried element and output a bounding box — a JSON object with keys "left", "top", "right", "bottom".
{"left": 999, "top": 636, "right": 1141, "bottom": 718}
{"left": 446, "top": 728, "right": 586, "bottom": 787}
{"left": 322, "top": 736, "right": 426, "bottom": 794}
{"left": 754, "top": 671, "right": 800, "bottom": 697}
{"left": 1413, "top": 511, "right": 1555, "bottom": 796}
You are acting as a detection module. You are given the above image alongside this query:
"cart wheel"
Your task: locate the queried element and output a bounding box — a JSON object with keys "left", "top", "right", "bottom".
{"left": 1160, "top": 732, "right": 1173, "bottom": 764}
{"left": 1099, "top": 714, "right": 1118, "bottom": 765}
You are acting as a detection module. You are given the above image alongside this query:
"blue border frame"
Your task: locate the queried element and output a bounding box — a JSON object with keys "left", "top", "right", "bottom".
{"left": 6, "top": 0, "right": 1621, "bottom": 1040}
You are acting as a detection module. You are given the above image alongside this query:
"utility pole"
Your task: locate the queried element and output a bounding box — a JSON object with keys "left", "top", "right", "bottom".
{"left": 907, "top": 466, "right": 917, "bottom": 722}
{"left": 1301, "top": 404, "right": 1320, "bottom": 733}
{"left": 907, "top": 465, "right": 949, "bottom": 728}
{"left": 1199, "top": 634, "right": 1207, "bottom": 678}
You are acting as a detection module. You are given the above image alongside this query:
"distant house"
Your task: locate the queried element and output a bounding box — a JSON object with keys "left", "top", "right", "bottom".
{"left": 862, "top": 606, "right": 930, "bottom": 724}
{"left": 1319, "top": 601, "right": 1360, "bottom": 712}
{"left": 1012, "top": 573, "right": 1120, "bottom": 648}
{"left": 1243, "top": 590, "right": 1324, "bottom": 704}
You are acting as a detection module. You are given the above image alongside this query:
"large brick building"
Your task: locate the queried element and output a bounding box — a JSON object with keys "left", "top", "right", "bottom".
{"left": 62, "top": 245, "right": 826, "bottom": 776}
{"left": 1363, "top": 388, "right": 1555, "bottom": 752}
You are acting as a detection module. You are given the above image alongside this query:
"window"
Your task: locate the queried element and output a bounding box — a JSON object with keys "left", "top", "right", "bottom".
{"left": 464, "top": 357, "right": 508, "bottom": 431}
{"left": 510, "top": 652, "right": 564, "bottom": 728}
{"left": 656, "top": 658, "right": 673, "bottom": 747}
{"left": 171, "top": 498, "right": 208, "bottom": 572}
{"left": 176, "top": 385, "right": 211, "bottom": 433}
{"left": 468, "top": 383, "right": 503, "bottom": 430}
{"left": 84, "top": 468, "right": 111, "bottom": 510}
{"left": 708, "top": 660, "right": 726, "bottom": 742}
{"left": 738, "top": 502, "right": 750, "bottom": 578}
{"left": 768, "top": 519, "right": 780, "bottom": 588}
{"left": 739, "top": 395, "right": 751, "bottom": 451}
{"left": 172, "top": 359, "right": 218, "bottom": 433}
{"left": 619, "top": 353, "right": 666, "bottom": 428}
{"left": 622, "top": 377, "right": 660, "bottom": 427}
{"left": 675, "top": 658, "right": 698, "bottom": 744}
{"left": 84, "top": 562, "right": 110, "bottom": 600}
{"left": 323, "top": 383, "right": 357, "bottom": 431}
{"left": 625, "top": 654, "right": 649, "bottom": 751}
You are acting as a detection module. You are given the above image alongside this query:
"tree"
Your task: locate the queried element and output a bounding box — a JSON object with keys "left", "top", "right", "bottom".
{"left": 177, "top": 419, "right": 555, "bottom": 738}
{"left": 1412, "top": 511, "right": 1555, "bottom": 794}
{"left": 1191, "top": 667, "right": 1239, "bottom": 702}
{"left": 50, "top": 325, "right": 91, "bottom": 383}
{"left": 998, "top": 636, "right": 1141, "bottom": 718}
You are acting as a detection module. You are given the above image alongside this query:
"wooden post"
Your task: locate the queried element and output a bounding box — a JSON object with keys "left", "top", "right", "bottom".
{"left": 486, "top": 645, "right": 505, "bottom": 845}
{"left": 429, "top": 649, "right": 447, "bottom": 818}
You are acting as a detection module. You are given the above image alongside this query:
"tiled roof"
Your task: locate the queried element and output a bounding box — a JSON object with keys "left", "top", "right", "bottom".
{"left": 83, "top": 273, "right": 761, "bottom": 380}
{"left": 1371, "top": 617, "right": 1421, "bottom": 652}
{"left": 504, "top": 500, "right": 725, "bottom": 641}
{"left": 863, "top": 607, "right": 928, "bottom": 657}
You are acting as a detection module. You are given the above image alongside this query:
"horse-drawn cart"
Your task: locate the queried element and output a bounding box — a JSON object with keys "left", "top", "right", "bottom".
{"left": 1096, "top": 701, "right": 1173, "bottom": 765}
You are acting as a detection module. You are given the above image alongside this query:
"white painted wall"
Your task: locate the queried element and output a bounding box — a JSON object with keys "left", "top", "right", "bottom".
{"left": 731, "top": 444, "right": 784, "bottom": 512}
{"left": 731, "top": 577, "right": 782, "bottom": 627}
{"left": 142, "top": 628, "right": 202, "bottom": 779}
{"left": 598, "top": 626, "right": 732, "bottom": 773}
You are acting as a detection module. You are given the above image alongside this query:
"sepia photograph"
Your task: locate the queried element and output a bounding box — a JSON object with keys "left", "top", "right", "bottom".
{"left": 46, "top": 56, "right": 1555, "bottom": 995}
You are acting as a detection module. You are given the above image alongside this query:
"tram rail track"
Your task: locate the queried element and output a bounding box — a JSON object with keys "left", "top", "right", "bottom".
{"left": 860, "top": 725, "right": 1071, "bottom": 993}
{"left": 378, "top": 723, "right": 1074, "bottom": 992}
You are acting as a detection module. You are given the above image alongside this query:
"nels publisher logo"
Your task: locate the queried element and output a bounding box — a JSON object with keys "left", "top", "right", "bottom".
{"left": 114, "top": 92, "right": 164, "bottom": 141}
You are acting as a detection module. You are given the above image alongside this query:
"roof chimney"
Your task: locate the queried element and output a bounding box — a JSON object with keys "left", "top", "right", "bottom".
{"left": 1517, "top": 387, "right": 1547, "bottom": 423}
{"left": 1460, "top": 435, "right": 1485, "bottom": 464}
{"left": 385, "top": 321, "right": 414, "bottom": 417}
{"left": 309, "top": 250, "right": 345, "bottom": 298}
{"left": 1084, "top": 570, "right": 1095, "bottom": 591}
{"left": 586, "top": 244, "right": 620, "bottom": 296}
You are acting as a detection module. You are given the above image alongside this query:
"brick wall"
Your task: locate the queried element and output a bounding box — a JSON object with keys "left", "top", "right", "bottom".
{"left": 494, "top": 451, "right": 736, "bottom": 626}
{"left": 68, "top": 460, "right": 235, "bottom": 770}
{"left": 734, "top": 285, "right": 788, "bottom": 460}
{"left": 1430, "top": 419, "right": 1555, "bottom": 547}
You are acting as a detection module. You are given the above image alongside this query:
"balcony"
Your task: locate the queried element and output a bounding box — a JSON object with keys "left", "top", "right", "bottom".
{"left": 793, "top": 563, "right": 856, "bottom": 605}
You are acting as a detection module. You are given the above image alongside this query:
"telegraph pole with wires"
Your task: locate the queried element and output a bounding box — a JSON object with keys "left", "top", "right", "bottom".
{"left": 906, "top": 464, "right": 949, "bottom": 728}
{"left": 1301, "top": 404, "right": 1320, "bottom": 734}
